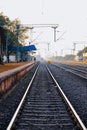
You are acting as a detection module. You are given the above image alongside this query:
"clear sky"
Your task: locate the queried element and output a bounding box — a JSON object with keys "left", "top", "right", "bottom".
{"left": 0, "top": 0, "right": 87, "bottom": 56}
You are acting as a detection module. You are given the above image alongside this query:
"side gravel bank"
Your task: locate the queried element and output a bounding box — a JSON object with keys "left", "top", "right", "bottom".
{"left": 48, "top": 64, "right": 87, "bottom": 127}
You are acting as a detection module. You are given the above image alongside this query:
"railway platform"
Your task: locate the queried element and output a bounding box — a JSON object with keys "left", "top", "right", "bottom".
{"left": 0, "top": 61, "right": 34, "bottom": 79}
{"left": 0, "top": 61, "right": 37, "bottom": 93}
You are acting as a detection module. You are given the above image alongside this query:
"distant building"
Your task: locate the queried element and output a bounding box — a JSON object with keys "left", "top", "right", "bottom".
{"left": 83, "top": 52, "right": 87, "bottom": 60}
{"left": 75, "top": 55, "right": 83, "bottom": 61}
{"left": 64, "top": 54, "right": 75, "bottom": 60}
{"left": 77, "top": 47, "right": 87, "bottom": 61}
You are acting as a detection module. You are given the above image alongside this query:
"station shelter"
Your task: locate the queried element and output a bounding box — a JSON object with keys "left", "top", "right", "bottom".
{"left": 3, "top": 44, "right": 37, "bottom": 62}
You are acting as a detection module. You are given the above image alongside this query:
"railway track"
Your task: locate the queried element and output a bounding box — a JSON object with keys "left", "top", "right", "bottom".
{"left": 53, "top": 63, "right": 87, "bottom": 80}
{"left": 7, "top": 63, "right": 86, "bottom": 130}
{"left": 0, "top": 64, "right": 39, "bottom": 130}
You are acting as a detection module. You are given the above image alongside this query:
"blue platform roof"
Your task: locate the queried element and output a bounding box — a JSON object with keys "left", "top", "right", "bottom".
{"left": 8, "top": 45, "right": 37, "bottom": 52}
{"left": 23, "top": 45, "right": 37, "bottom": 51}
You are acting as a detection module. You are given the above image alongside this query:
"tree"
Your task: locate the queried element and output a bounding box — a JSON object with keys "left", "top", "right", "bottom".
{"left": 5, "top": 18, "right": 29, "bottom": 46}
{"left": 0, "top": 12, "right": 29, "bottom": 63}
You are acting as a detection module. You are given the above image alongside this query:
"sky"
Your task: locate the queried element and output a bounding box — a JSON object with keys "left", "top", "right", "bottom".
{"left": 0, "top": 0, "right": 87, "bottom": 56}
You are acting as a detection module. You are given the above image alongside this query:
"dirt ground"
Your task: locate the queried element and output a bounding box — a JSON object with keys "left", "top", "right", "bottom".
{"left": 62, "top": 60, "right": 87, "bottom": 65}
{"left": 53, "top": 60, "right": 87, "bottom": 66}
{"left": 0, "top": 62, "right": 29, "bottom": 73}
{"left": 0, "top": 60, "right": 87, "bottom": 73}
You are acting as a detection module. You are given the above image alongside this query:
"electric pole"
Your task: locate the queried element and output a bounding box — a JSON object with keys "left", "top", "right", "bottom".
{"left": 16, "top": 24, "right": 20, "bottom": 62}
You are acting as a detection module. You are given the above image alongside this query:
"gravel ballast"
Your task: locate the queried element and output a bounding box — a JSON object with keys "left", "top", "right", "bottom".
{"left": 48, "top": 63, "right": 87, "bottom": 127}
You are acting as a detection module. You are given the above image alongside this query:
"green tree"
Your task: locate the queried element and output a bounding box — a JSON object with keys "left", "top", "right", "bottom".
{"left": 0, "top": 12, "right": 29, "bottom": 63}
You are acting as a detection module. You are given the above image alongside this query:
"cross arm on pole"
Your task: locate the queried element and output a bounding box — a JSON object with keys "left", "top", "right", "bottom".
{"left": 17, "top": 24, "right": 59, "bottom": 42}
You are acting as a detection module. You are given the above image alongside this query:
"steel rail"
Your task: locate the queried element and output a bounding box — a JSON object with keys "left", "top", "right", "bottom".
{"left": 6, "top": 65, "right": 39, "bottom": 130}
{"left": 46, "top": 65, "right": 87, "bottom": 130}
{"left": 63, "top": 66, "right": 87, "bottom": 80}
{"left": 61, "top": 64, "right": 87, "bottom": 74}
{"left": 54, "top": 64, "right": 87, "bottom": 80}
